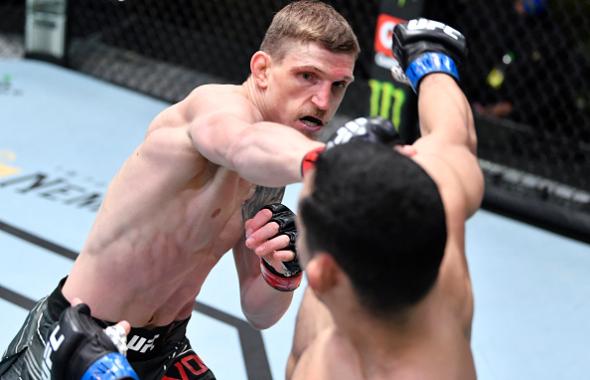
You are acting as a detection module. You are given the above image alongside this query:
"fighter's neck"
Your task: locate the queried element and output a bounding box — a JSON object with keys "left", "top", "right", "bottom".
{"left": 334, "top": 289, "right": 444, "bottom": 378}
{"left": 242, "top": 77, "right": 273, "bottom": 122}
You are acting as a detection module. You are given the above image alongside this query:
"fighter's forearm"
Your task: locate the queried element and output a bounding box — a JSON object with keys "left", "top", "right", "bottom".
{"left": 240, "top": 274, "right": 294, "bottom": 329}
{"left": 234, "top": 239, "right": 295, "bottom": 329}
{"left": 227, "top": 122, "right": 323, "bottom": 187}
{"left": 417, "top": 74, "right": 477, "bottom": 154}
{"left": 189, "top": 114, "right": 323, "bottom": 187}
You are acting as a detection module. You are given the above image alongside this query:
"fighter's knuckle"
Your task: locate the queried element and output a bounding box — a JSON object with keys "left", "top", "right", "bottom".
{"left": 266, "top": 222, "right": 280, "bottom": 235}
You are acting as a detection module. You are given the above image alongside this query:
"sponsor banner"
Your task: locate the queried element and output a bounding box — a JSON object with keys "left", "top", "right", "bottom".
{"left": 368, "top": 0, "right": 424, "bottom": 143}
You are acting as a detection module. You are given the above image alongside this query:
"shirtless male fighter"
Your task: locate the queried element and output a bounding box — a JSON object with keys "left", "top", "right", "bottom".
{"left": 287, "top": 19, "right": 483, "bottom": 379}
{"left": 29, "top": 16, "right": 480, "bottom": 380}
{"left": 0, "top": 1, "right": 360, "bottom": 379}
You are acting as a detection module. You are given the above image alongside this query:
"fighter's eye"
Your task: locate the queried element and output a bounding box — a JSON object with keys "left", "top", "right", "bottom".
{"left": 333, "top": 81, "right": 348, "bottom": 90}
{"left": 300, "top": 72, "right": 316, "bottom": 82}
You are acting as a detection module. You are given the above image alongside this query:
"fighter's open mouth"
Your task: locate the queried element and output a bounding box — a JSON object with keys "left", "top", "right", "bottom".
{"left": 300, "top": 116, "right": 323, "bottom": 128}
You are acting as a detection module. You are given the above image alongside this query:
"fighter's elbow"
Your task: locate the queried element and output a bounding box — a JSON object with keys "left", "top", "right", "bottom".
{"left": 466, "top": 121, "right": 478, "bottom": 155}
{"left": 449, "top": 120, "right": 477, "bottom": 157}
{"left": 243, "top": 312, "right": 278, "bottom": 330}
{"left": 465, "top": 159, "right": 485, "bottom": 217}
{"left": 469, "top": 137, "right": 478, "bottom": 156}
{"left": 466, "top": 101, "right": 478, "bottom": 155}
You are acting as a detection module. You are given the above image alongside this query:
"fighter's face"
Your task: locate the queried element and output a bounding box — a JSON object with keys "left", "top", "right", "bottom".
{"left": 266, "top": 42, "right": 355, "bottom": 138}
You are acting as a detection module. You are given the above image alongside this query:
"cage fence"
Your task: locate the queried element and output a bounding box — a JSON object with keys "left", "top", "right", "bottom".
{"left": 0, "top": 0, "right": 25, "bottom": 58}
{"left": 3, "top": 0, "right": 590, "bottom": 241}
{"left": 423, "top": 0, "right": 590, "bottom": 239}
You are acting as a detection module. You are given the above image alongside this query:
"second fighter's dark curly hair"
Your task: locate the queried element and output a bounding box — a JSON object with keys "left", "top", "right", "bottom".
{"left": 299, "top": 140, "right": 447, "bottom": 318}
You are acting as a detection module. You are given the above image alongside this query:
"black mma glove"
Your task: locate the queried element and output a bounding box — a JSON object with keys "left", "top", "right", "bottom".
{"left": 301, "top": 116, "right": 401, "bottom": 176}
{"left": 390, "top": 18, "right": 467, "bottom": 92}
{"left": 259, "top": 203, "right": 302, "bottom": 292}
{"left": 325, "top": 116, "right": 401, "bottom": 149}
{"left": 42, "top": 303, "right": 138, "bottom": 380}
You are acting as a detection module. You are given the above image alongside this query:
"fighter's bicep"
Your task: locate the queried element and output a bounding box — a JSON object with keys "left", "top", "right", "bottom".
{"left": 188, "top": 101, "right": 257, "bottom": 167}
{"left": 438, "top": 146, "right": 484, "bottom": 218}
{"left": 190, "top": 113, "right": 242, "bottom": 157}
{"left": 412, "top": 137, "right": 484, "bottom": 218}
{"left": 139, "top": 126, "right": 207, "bottom": 180}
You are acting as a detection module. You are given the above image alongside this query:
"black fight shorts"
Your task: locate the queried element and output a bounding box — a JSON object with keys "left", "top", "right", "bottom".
{"left": 0, "top": 278, "right": 216, "bottom": 380}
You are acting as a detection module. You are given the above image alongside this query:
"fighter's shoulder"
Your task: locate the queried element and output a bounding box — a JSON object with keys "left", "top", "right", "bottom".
{"left": 188, "top": 84, "right": 259, "bottom": 119}
{"left": 188, "top": 83, "right": 236, "bottom": 98}
{"left": 292, "top": 328, "right": 362, "bottom": 380}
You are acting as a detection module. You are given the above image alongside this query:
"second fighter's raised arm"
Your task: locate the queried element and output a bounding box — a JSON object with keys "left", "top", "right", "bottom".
{"left": 391, "top": 19, "right": 484, "bottom": 217}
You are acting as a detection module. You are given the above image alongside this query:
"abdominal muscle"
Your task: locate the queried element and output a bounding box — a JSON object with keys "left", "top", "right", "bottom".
{"left": 62, "top": 160, "right": 254, "bottom": 327}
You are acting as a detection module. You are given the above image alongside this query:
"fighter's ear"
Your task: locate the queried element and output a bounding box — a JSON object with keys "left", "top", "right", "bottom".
{"left": 306, "top": 252, "right": 341, "bottom": 295}
{"left": 250, "top": 51, "right": 272, "bottom": 89}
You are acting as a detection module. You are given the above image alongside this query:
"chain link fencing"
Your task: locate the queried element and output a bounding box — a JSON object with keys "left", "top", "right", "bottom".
{"left": 0, "top": 0, "right": 25, "bottom": 58}
{"left": 3, "top": 0, "right": 589, "bottom": 240}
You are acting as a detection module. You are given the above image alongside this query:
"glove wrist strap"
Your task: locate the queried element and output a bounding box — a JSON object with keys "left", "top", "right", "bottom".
{"left": 301, "top": 146, "right": 326, "bottom": 178}
{"left": 260, "top": 258, "right": 302, "bottom": 292}
{"left": 406, "top": 52, "right": 459, "bottom": 92}
{"left": 81, "top": 352, "right": 139, "bottom": 380}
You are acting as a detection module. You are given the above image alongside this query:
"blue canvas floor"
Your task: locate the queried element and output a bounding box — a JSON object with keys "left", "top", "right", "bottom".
{"left": 0, "top": 59, "right": 588, "bottom": 380}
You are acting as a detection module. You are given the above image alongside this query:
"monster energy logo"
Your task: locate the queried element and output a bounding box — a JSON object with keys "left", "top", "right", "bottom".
{"left": 369, "top": 79, "right": 406, "bottom": 130}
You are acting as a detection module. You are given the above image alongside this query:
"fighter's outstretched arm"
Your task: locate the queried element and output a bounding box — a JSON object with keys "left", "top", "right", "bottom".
{"left": 392, "top": 20, "right": 483, "bottom": 336}
{"left": 188, "top": 107, "right": 323, "bottom": 187}
{"left": 411, "top": 74, "right": 484, "bottom": 217}
{"left": 391, "top": 19, "right": 484, "bottom": 217}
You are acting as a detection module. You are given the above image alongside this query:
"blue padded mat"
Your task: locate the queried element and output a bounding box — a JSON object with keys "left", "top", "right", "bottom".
{"left": 0, "top": 59, "right": 588, "bottom": 380}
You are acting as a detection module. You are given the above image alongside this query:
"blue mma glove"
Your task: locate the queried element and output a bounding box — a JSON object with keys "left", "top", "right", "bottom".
{"left": 42, "top": 303, "right": 139, "bottom": 380}
{"left": 390, "top": 18, "right": 467, "bottom": 92}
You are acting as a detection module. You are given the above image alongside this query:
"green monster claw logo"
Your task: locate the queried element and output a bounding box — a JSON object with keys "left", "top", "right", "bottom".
{"left": 369, "top": 79, "right": 406, "bottom": 130}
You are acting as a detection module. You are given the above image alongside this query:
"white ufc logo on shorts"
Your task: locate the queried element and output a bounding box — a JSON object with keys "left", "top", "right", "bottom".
{"left": 41, "top": 325, "right": 65, "bottom": 380}
{"left": 127, "top": 333, "right": 160, "bottom": 353}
